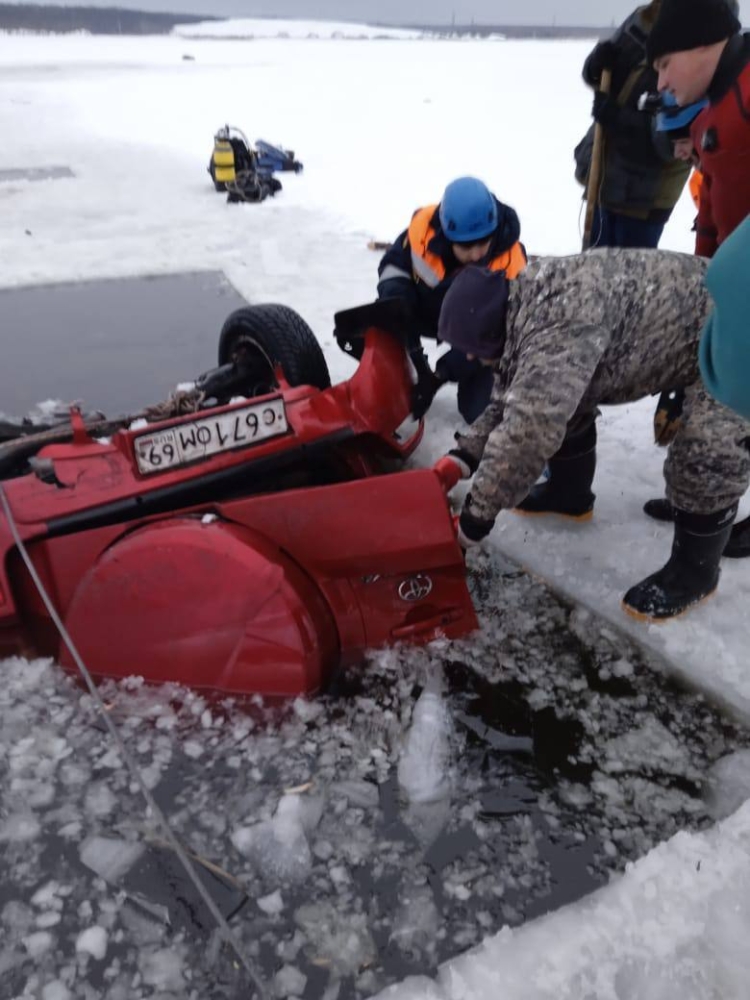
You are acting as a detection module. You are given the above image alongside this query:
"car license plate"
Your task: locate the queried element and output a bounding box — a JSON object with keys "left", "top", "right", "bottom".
{"left": 134, "top": 399, "right": 288, "bottom": 475}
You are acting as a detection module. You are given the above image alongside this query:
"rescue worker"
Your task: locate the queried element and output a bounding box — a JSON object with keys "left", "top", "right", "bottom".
{"left": 575, "top": 0, "right": 691, "bottom": 249}
{"left": 642, "top": 0, "right": 750, "bottom": 556}
{"left": 700, "top": 216, "right": 750, "bottom": 421}
{"left": 377, "top": 176, "right": 526, "bottom": 424}
{"left": 432, "top": 255, "right": 750, "bottom": 623}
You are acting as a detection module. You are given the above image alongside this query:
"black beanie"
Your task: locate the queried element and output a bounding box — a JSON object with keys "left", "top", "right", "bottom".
{"left": 647, "top": 0, "right": 741, "bottom": 62}
{"left": 438, "top": 267, "right": 509, "bottom": 361}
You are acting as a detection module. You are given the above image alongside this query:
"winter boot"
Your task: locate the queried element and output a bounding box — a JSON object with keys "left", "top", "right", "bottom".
{"left": 724, "top": 514, "right": 750, "bottom": 559}
{"left": 643, "top": 497, "right": 676, "bottom": 523}
{"left": 622, "top": 505, "right": 737, "bottom": 622}
{"left": 515, "top": 425, "right": 596, "bottom": 521}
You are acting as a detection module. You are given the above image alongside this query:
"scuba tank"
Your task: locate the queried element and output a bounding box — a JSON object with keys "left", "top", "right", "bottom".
{"left": 212, "top": 126, "right": 237, "bottom": 186}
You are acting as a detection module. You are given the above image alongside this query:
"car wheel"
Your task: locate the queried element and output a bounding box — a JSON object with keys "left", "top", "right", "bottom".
{"left": 218, "top": 304, "right": 331, "bottom": 393}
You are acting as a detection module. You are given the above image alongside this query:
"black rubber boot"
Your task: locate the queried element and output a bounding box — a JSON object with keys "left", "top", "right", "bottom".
{"left": 622, "top": 505, "right": 737, "bottom": 622}
{"left": 515, "top": 424, "right": 596, "bottom": 521}
{"left": 643, "top": 497, "right": 675, "bottom": 523}
{"left": 724, "top": 514, "right": 750, "bottom": 559}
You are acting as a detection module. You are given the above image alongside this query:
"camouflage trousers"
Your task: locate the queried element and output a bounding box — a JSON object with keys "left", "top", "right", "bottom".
{"left": 664, "top": 381, "right": 750, "bottom": 514}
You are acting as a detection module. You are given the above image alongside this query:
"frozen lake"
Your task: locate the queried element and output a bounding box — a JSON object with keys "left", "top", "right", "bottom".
{"left": 2, "top": 25, "right": 750, "bottom": 1000}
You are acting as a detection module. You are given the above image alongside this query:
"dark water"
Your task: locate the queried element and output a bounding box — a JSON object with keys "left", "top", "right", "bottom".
{"left": 0, "top": 272, "right": 247, "bottom": 416}
{"left": 1, "top": 550, "right": 746, "bottom": 1000}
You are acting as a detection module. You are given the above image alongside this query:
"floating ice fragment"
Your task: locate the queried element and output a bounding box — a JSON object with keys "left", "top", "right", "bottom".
{"left": 42, "top": 982, "right": 71, "bottom": 1000}
{"left": 705, "top": 750, "right": 750, "bottom": 820}
{"left": 139, "top": 946, "right": 185, "bottom": 989}
{"left": 0, "top": 812, "right": 41, "bottom": 842}
{"left": 274, "top": 964, "right": 307, "bottom": 997}
{"left": 76, "top": 925, "right": 108, "bottom": 960}
{"left": 79, "top": 836, "right": 144, "bottom": 884}
{"left": 258, "top": 890, "right": 284, "bottom": 915}
{"left": 232, "top": 795, "right": 312, "bottom": 883}
{"left": 23, "top": 930, "right": 54, "bottom": 957}
{"left": 398, "top": 680, "right": 452, "bottom": 804}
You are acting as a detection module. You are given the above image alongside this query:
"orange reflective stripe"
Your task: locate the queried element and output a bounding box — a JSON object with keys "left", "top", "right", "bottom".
{"left": 689, "top": 170, "right": 703, "bottom": 211}
{"left": 407, "top": 204, "right": 527, "bottom": 284}
{"left": 408, "top": 205, "right": 445, "bottom": 286}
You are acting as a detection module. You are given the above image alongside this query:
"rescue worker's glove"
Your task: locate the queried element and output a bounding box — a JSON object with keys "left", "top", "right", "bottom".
{"left": 410, "top": 348, "right": 444, "bottom": 420}
{"left": 653, "top": 388, "right": 685, "bottom": 446}
{"left": 592, "top": 91, "right": 620, "bottom": 129}
{"left": 456, "top": 494, "right": 495, "bottom": 550}
{"left": 582, "top": 40, "right": 618, "bottom": 88}
{"left": 433, "top": 450, "right": 476, "bottom": 492}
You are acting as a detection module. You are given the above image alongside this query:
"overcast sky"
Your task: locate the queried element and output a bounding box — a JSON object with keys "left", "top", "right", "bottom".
{"left": 16, "top": 0, "right": 750, "bottom": 28}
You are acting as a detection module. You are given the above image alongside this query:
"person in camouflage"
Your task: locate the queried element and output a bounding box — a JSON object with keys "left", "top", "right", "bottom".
{"left": 431, "top": 253, "right": 750, "bottom": 622}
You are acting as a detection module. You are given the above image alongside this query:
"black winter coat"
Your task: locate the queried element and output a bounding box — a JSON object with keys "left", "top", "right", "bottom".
{"left": 575, "top": 5, "right": 690, "bottom": 221}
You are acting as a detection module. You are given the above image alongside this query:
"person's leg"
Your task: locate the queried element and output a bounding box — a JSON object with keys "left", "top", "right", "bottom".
{"left": 514, "top": 414, "right": 597, "bottom": 520}
{"left": 623, "top": 384, "right": 750, "bottom": 621}
{"left": 590, "top": 207, "right": 615, "bottom": 248}
{"left": 435, "top": 349, "right": 493, "bottom": 424}
{"left": 724, "top": 509, "right": 750, "bottom": 558}
{"left": 456, "top": 364, "right": 494, "bottom": 424}
{"left": 610, "top": 214, "right": 665, "bottom": 249}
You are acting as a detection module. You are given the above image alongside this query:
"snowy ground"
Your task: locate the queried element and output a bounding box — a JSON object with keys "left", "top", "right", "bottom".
{"left": 2, "top": 25, "right": 750, "bottom": 1000}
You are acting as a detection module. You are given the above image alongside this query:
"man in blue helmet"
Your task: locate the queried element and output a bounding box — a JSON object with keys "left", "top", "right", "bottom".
{"left": 377, "top": 176, "right": 526, "bottom": 424}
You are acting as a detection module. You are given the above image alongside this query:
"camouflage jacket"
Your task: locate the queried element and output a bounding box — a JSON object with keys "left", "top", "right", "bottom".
{"left": 456, "top": 248, "right": 711, "bottom": 521}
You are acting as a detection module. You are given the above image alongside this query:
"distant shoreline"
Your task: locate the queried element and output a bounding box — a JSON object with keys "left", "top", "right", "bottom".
{"left": 0, "top": 5, "right": 609, "bottom": 39}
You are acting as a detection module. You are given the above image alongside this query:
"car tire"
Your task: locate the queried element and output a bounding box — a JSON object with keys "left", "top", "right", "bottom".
{"left": 218, "top": 304, "right": 331, "bottom": 391}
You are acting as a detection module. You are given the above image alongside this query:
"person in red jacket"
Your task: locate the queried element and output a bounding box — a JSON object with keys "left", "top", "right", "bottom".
{"left": 649, "top": 0, "right": 749, "bottom": 257}
{"left": 644, "top": 0, "right": 750, "bottom": 557}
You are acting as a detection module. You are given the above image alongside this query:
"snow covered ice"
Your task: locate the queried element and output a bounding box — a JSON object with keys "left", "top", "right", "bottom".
{"left": 2, "top": 20, "right": 750, "bottom": 1000}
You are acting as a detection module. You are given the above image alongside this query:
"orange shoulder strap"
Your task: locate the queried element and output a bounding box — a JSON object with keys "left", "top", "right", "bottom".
{"left": 488, "top": 241, "right": 527, "bottom": 279}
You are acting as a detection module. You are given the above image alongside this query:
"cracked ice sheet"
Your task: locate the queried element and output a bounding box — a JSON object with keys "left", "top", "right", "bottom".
{"left": 2, "top": 564, "right": 748, "bottom": 998}
{"left": 374, "top": 799, "right": 750, "bottom": 1000}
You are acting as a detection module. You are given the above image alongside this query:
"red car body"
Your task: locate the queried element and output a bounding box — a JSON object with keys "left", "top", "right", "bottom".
{"left": 0, "top": 310, "right": 477, "bottom": 697}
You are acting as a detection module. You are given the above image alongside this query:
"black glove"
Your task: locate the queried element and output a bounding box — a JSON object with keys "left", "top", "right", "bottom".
{"left": 653, "top": 389, "right": 685, "bottom": 446}
{"left": 411, "top": 368, "right": 443, "bottom": 420}
{"left": 592, "top": 91, "right": 620, "bottom": 128}
{"left": 582, "top": 40, "right": 618, "bottom": 87}
{"left": 409, "top": 347, "right": 444, "bottom": 420}
{"left": 457, "top": 495, "right": 495, "bottom": 550}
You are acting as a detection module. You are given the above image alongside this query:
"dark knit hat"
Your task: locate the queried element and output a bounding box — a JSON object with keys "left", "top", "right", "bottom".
{"left": 647, "top": 0, "right": 741, "bottom": 62}
{"left": 438, "top": 266, "right": 509, "bottom": 361}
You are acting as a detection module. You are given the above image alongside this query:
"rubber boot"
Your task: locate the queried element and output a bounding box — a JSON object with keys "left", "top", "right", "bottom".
{"left": 724, "top": 514, "right": 750, "bottom": 559}
{"left": 515, "top": 425, "right": 596, "bottom": 521}
{"left": 622, "top": 505, "right": 737, "bottom": 622}
{"left": 643, "top": 497, "right": 675, "bottom": 523}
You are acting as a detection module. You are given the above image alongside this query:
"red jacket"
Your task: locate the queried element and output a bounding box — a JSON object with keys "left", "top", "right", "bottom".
{"left": 691, "top": 34, "right": 750, "bottom": 258}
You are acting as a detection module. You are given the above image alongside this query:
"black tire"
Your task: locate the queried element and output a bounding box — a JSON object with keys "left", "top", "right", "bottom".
{"left": 217, "top": 304, "right": 331, "bottom": 392}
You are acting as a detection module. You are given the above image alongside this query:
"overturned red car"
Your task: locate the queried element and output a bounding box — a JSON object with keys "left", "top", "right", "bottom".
{"left": 0, "top": 300, "right": 477, "bottom": 697}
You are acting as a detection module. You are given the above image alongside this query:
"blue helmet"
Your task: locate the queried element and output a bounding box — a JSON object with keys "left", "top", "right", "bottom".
{"left": 439, "top": 177, "right": 498, "bottom": 244}
{"left": 656, "top": 91, "right": 708, "bottom": 133}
